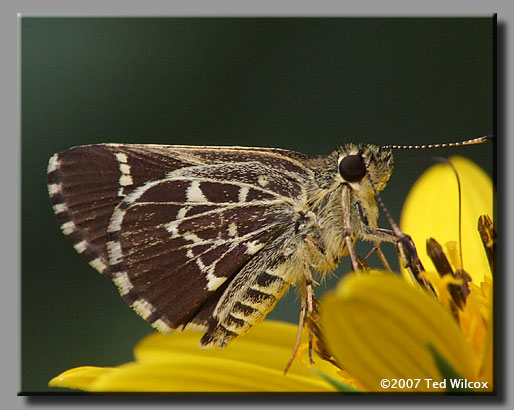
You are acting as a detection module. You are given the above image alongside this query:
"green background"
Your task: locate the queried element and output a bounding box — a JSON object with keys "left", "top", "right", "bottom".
{"left": 21, "top": 17, "right": 493, "bottom": 392}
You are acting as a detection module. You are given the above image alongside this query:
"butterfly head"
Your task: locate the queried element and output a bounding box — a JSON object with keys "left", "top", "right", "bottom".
{"left": 336, "top": 143, "right": 393, "bottom": 192}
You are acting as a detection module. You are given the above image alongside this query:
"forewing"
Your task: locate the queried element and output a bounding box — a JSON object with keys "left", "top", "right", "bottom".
{"left": 47, "top": 143, "right": 311, "bottom": 277}
{"left": 47, "top": 144, "right": 312, "bottom": 333}
{"left": 47, "top": 144, "right": 203, "bottom": 275}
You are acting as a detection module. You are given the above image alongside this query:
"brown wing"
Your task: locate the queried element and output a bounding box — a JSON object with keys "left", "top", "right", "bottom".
{"left": 47, "top": 144, "right": 313, "bottom": 332}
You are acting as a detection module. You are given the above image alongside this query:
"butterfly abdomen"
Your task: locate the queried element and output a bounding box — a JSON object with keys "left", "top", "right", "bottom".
{"left": 200, "top": 266, "right": 294, "bottom": 348}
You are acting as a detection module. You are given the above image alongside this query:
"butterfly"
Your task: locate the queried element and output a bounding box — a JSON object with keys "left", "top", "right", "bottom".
{"left": 47, "top": 137, "right": 489, "bottom": 363}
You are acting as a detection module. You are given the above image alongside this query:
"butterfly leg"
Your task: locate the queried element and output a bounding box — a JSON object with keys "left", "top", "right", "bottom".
{"left": 373, "top": 242, "right": 393, "bottom": 272}
{"left": 305, "top": 276, "right": 315, "bottom": 365}
{"left": 372, "top": 228, "right": 429, "bottom": 288}
{"left": 284, "top": 267, "right": 315, "bottom": 374}
{"left": 341, "top": 184, "right": 361, "bottom": 272}
{"left": 361, "top": 226, "right": 434, "bottom": 294}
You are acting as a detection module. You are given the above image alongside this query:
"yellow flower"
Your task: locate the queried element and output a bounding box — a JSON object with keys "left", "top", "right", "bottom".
{"left": 49, "top": 320, "right": 343, "bottom": 392}
{"left": 400, "top": 156, "right": 493, "bottom": 283}
{"left": 320, "top": 156, "right": 494, "bottom": 392}
{"left": 49, "top": 156, "right": 494, "bottom": 393}
{"left": 321, "top": 273, "right": 480, "bottom": 392}
{"left": 401, "top": 156, "right": 494, "bottom": 388}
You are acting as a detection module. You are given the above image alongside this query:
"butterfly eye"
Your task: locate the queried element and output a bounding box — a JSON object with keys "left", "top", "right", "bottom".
{"left": 338, "top": 154, "right": 367, "bottom": 182}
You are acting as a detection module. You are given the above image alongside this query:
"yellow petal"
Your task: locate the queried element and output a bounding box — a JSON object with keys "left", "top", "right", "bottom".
{"left": 88, "top": 358, "right": 335, "bottom": 392}
{"left": 479, "top": 300, "right": 494, "bottom": 390}
{"left": 419, "top": 270, "right": 462, "bottom": 312}
{"left": 458, "top": 276, "right": 493, "bottom": 390}
{"left": 48, "top": 366, "right": 119, "bottom": 391}
{"left": 134, "top": 321, "right": 338, "bottom": 378}
{"left": 49, "top": 321, "right": 340, "bottom": 392}
{"left": 400, "top": 156, "right": 493, "bottom": 284}
{"left": 321, "top": 273, "right": 479, "bottom": 392}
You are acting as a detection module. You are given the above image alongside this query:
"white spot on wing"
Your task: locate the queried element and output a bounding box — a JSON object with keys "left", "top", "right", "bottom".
{"left": 48, "top": 154, "right": 60, "bottom": 173}
{"left": 186, "top": 181, "right": 208, "bottom": 203}
{"left": 61, "top": 221, "right": 76, "bottom": 235}
{"left": 183, "top": 322, "right": 208, "bottom": 332}
{"left": 73, "top": 240, "right": 88, "bottom": 254}
{"left": 176, "top": 206, "right": 190, "bottom": 220}
{"left": 132, "top": 299, "right": 155, "bottom": 320}
{"left": 238, "top": 186, "right": 249, "bottom": 202}
{"left": 152, "top": 319, "right": 173, "bottom": 333}
{"left": 113, "top": 272, "right": 133, "bottom": 295}
{"left": 108, "top": 210, "right": 123, "bottom": 233}
{"left": 108, "top": 240, "right": 123, "bottom": 265}
{"left": 89, "top": 257, "right": 108, "bottom": 273}
{"left": 184, "top": 233, "right": 203, "bottom": 244}
{"left": 54, "top": 203, "right": 67, "bottom": 214}
{"left": 115, "top": 152, "right": 128, "bottom": 163}
{"left": 119, "top": 163, "right": 130, "bottom": 174}
{"left": 206, "top": 273, "right": 226, "bottom": 291}
{"left": 165, "top": 220, "right": 180, "bottom": 237}
{"left": 228, "top": 222, "right": 238, "bottom": 237}
{"left": 195, "top": 257, "right": 208, "bottom": 273}
{"left": 165, "top": 213, "right": 198, "bottom": 238}
{"left": 119, "top": 174, "right": 133, "bottom": 186}
{"left": 116, "top": 151, "right": 132, "bottom": 196}
{"left": 48, "top": 183, "right": 62, "bottom": 195}
{"left": 258, "top": 175, "right": 269, "bottom": 187}
{"left": 245, "top": 240, "right": 264, "bottom": 255}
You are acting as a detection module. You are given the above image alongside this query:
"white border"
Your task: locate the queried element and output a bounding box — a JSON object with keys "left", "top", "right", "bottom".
{"left": 5, "top": 1, "right": 512, "bottom": 408}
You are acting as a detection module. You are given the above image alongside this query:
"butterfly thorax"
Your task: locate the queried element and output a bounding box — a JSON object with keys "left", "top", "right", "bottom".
{"left": 300, "top": 144, "right": 394, "bottom": 273}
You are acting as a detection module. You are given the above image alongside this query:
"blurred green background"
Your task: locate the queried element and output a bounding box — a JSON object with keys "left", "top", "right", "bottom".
{"left": 21, "top": 17, "right": 493, "bottom": 392}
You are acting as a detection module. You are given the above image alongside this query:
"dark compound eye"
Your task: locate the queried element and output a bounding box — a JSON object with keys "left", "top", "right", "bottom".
{"left": 338, "top": 154, "right": 367, "bottom": 182}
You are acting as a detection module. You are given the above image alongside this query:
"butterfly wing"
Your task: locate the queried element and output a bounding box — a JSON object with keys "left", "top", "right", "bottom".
{"left": 47, "top": 144, "right": 201, "bottom": 275}
{"left": 48, "top": 144, "right": 313, "bottom": 334}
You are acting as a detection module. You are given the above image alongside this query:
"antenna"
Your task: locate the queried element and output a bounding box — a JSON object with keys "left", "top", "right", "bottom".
{"left": 430, "top": 157, "right": 464, "bottom": 271}
{"left": 383, "top": 135, "right": 493, "bottom": 150}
